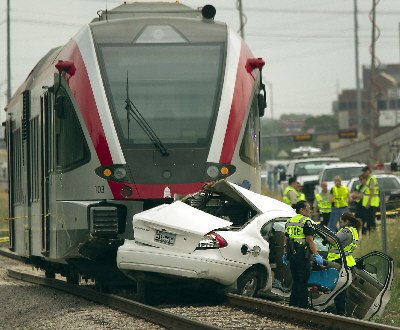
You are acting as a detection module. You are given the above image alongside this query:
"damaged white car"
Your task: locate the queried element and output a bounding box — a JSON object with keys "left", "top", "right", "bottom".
{"left": 117, "top": 180, "right": 393, "bottom": 319}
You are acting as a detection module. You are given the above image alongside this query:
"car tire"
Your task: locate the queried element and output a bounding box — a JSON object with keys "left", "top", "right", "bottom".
{"left": 237, "top": 269, "right": 261, "bottom": 297}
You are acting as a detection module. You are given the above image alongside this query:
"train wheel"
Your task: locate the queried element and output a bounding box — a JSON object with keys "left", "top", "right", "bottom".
{"left": 66, "top": 271, "right": 80, "bottom": 285}
{"left": 136, "top": 280, "right": 163, "bottom": 306}
{"left": 95, "top": 280, "right": 110, "bottom": 293}
{"left": 45, "top": 270, "right": 55, "bottom": 279}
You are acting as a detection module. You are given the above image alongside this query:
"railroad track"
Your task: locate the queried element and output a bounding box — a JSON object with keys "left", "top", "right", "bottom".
{"left": 2, "top": 249, "right": 398, "bottom": 330}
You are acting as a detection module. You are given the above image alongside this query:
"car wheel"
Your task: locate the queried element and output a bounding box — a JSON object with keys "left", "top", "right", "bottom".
{"left": 237, "top": 269, "right": 261, "bottom": 297}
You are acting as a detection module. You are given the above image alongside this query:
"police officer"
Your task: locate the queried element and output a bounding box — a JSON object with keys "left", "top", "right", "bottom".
{"left": 283, "top": 200, "right": 324, "bottom": 308}
{"left": 326, "top": 212, "right": 362, "bottom": 315}
{"left": 328, "top": 176, "right": 349, "bottom": 232}
{"left": 283, "top": 177, "right": 301, "bottom": 208}
{"left": 361, "top": 166, "right": 380, "bottom": 233}
{"left": 313, "top": 181, "right": 332, "bottom": 226}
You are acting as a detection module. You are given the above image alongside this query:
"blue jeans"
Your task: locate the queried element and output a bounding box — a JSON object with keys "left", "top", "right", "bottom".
{"left": 328, "top": 207, "right": 348, "bottom": 232}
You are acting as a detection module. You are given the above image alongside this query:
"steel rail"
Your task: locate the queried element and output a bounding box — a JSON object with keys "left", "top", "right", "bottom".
{"left": 7, "top": 269, "right": 220, "bottom": 330}
{"left": 226, "top": 293, "right": 399, "bottom": 330}
{"left": 0, "top": 248, "right": 24, "bottom": 261}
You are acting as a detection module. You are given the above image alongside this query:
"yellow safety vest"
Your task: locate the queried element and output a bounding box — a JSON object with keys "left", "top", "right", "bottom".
{"left": 298, "top": 193, "right": 306, "bottom": 202}
{"left": 283, "top": 186, "right": 300, "bottom": 205}
{"left": 332, "top": 185, "right": 349, "bottom": 208}
{"left": 315, "top": 193, "right": 332, "bottom": 213}
{"left": 285, "top": 214, "right": 315, "bottom": 245}
{"left": 327, "top": 226, "right": 359, "bottom": 267}
{"left": 362, "top": 176, "right": 380, "bottom": 207}
{"left": 355, "top": 184, "right": 366, "bottom": 203}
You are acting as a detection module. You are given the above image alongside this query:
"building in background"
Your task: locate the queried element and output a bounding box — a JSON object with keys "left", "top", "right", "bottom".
{"left": 333, "top": 63, "right": 400, "bottom": 135}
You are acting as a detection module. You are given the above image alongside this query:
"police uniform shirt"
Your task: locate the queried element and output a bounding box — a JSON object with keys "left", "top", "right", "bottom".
{"left": 285, "top": 219, "right": 316, "bottom": 238}
{"left": 303, "top": 220, "right": 315, "bottom": 237}
{"left": 287, "top": 190, "right": 298, "bottom": 205}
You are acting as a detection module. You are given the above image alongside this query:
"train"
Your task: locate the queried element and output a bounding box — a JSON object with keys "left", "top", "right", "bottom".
{"left": 5, "top": 2, "right": 266, "bottom": 285}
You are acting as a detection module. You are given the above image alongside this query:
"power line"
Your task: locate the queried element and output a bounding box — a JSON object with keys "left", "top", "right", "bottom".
{"left": 217, "top": 7, "right": 400, "bottom": 15}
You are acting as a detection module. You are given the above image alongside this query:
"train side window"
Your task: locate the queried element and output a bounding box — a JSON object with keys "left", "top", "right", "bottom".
{"left": 55, "top": 94, "right": 90, "bottom": 172}
{"left": 239, "top": 96, "right": 259, "bottom": 166}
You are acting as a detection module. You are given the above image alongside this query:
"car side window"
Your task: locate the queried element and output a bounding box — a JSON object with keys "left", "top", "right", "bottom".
{"left": 357, "top": 255, "right": 389, "bottom": 285}
{"left": 260, "top": 219, "right": 288, "bottom": 241}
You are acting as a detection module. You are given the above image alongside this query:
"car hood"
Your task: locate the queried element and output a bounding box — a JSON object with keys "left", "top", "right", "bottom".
{"left": 210, "top": 180, "right": 294, "bottom": 214}
{"left": 296, "top": 175, "right": 319, "bottom": 185}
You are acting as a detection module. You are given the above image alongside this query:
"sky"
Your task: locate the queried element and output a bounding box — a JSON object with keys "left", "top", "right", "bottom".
{"left": 1, "top": 0, "right": 400, "bottom": 124}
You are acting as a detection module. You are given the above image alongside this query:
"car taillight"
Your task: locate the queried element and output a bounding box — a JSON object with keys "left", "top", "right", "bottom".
{"left": 197, "top": 232, "right": 228, "bottom": 249}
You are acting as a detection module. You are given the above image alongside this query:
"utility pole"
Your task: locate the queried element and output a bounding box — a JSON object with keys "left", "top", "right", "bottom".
{"left": 237, "top": 0, "right": 245, "bottom": 39}
{"left": 369, "top": 0, "right": 378, "bottom": 165}
{"left": 7, "top": 0, "right": 11, "bottom": 103}
{"left": 354, "top": 0, "right": 362, "bottom": 135}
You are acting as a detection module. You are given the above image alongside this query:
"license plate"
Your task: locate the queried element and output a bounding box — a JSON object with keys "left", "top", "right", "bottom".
{"left": 154, "top": 230, "right": 176, "bottom": 245}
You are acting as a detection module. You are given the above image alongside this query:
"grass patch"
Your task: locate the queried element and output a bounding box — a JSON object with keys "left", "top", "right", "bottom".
{"left": 354, "top": 221, "right": 399, "bottom": 326}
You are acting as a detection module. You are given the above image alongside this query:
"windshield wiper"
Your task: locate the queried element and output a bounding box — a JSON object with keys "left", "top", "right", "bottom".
{"left": 125, "top": 72, "right": 169, "bottom": 156}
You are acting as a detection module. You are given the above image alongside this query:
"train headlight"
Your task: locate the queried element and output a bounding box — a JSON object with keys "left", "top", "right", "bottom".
{"left": 114, "top": 167, "right": 126, "bottom": 180}
{"left": 206, "top": 165, "right": 219, "bottom": 179}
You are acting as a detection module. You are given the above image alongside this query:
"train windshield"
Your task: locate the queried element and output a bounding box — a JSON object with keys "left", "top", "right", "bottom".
{"left": 98, "top": 43, "right": 224, "bottom": 147}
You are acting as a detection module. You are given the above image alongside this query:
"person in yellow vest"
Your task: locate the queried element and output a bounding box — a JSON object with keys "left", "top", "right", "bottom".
{"left": 298, "top": 184, "right": 306, "bottom": 202}
{"left": 361, "top": 166, "right": 380, "bottom": 233}
{"left": 283, "top": 177, "right": 301, "bottom": 208}
{"left": 328, "top": 176, "right": 349, "bottom": 232}
{"left": 352, "top": 175, "right": 367, "bottom": 220}
{"left": 313, "top": 181, "right": 332, "bottom": 226}
{"left": 283, "top": 200, "right": 324, "bottom": 308}
{"left": 326, "top": 212, "right": 362, "bottom": 315}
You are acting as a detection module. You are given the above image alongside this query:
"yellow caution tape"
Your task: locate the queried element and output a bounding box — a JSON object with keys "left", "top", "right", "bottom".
{"left": 0, "top": 213, "right": 51, "bottom": 222}
{"left": 0, "top": 236, "right": 9, "bottom": 243}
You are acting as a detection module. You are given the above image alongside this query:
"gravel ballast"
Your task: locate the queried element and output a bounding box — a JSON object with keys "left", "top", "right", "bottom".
{"left": 1, "top": 254, "right": 310, "bottom": 329}
{"left": 0, "top": 254, "right": 163, "bottom": 329}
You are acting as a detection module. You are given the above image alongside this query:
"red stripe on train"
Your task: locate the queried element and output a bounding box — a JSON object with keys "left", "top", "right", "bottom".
{"left": 219, "top": 43, "right": 255, "bottom": 164}
{"left": 107, "top": 181, "right": 208, "bottom": 200}
{"left": 57, "top": 40, "right": 113, "bottom": 166}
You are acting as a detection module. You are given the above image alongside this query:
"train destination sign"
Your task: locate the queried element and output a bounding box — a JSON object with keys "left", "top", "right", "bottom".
{"left": 338, "top": 129, "right": 357, "bottom": 139}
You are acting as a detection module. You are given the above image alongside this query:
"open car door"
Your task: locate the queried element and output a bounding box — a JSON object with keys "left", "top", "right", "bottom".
{"left": 347, "top": 251, "right": 394, "bottom": 320}
{"left": 265, "top": 221, "right": 352, "bottom": 310}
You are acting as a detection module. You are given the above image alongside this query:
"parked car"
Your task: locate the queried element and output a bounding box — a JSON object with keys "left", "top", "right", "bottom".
{"left": 117, "top": 180, "right": 393, "bottom": 319}
{"left": 347, "top": 174, "right": 400, "bottom": 213}
{"left": 315, "top": 162, "right": 366, "bottom": 194}
{"left": 281, "top": 157, "right": 340, "bottom": 205}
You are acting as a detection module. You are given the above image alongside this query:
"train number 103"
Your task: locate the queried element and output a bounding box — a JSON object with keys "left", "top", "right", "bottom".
{"left": 95, "top": 186, "right": 105, "bottom": 194}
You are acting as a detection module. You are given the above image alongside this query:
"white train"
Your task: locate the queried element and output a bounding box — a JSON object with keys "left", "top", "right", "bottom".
{"left": 6, "top": 2, "right": 266, "bottom": 285}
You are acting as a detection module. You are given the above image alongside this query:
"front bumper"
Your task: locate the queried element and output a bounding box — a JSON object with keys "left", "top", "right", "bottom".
{"left": 117, "top": 240, "right": 248, "bottom": 286}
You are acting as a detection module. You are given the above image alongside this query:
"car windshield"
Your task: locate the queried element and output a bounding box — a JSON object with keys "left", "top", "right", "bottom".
{"left": 322, "top": 167, "right": 363, "bottom": 181}
{"left": 378, "top": 177, "right": 400, "bottom": 190}
{"left": 294, "top": 160, "right": 338, "bottom": 176}
{"left": 97, "top": 43, "right": 224, "bottom": 147}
